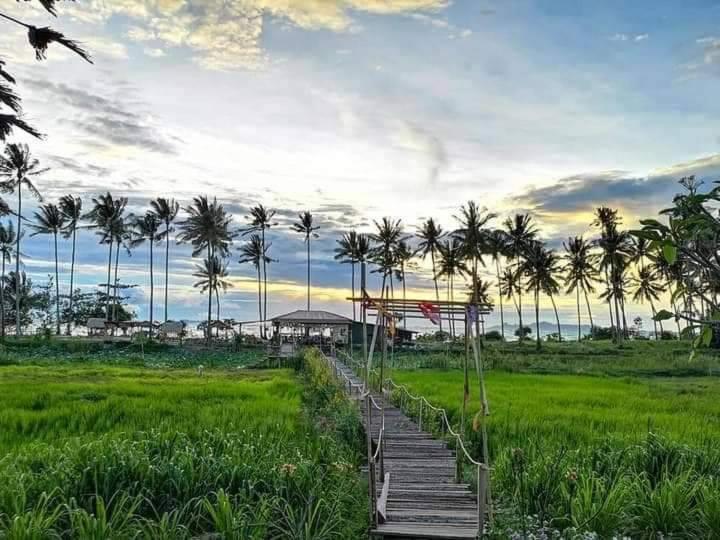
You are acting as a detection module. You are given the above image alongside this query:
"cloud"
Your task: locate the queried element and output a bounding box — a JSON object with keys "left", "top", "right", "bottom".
{"left": 143, "top": 47, "right": 166, "bottom": 58}
{"left": 610, "top": 33, "right": 648, "bottom": 42}
{"left": 22, "top": 78, "right": 177, "bottom": 154}
{"left": 697, "top": 36, "right": 720, "bottom": 65}
{"left": 66, "top": 0, "right": 449, "bottom": 70}
{"left": 392, "top": 121, "right": 448, "bottom": 184}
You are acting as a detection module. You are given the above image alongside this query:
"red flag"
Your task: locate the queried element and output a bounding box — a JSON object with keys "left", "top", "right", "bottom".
{"left": 418, "top": 302, "right": 440, "bottom": 325}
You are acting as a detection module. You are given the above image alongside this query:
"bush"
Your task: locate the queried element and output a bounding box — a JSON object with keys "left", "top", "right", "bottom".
{"left": 485, "top": 330, "right": 503, "bottom": 341}
{"left": 515, "top": 326, "right": 532, "bottom": 338}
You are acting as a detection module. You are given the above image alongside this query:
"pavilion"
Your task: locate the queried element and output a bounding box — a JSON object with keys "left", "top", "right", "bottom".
{"left": 270, "top": 310, "right": 352, "bottom": 357}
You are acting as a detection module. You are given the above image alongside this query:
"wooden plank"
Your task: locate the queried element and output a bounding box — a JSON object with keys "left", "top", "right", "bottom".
{"left": 377, "top": 472, "right": 390, "bottom": 523}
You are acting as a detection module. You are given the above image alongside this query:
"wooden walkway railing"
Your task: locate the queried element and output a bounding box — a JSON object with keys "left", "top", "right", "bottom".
{"left": 321, "top": 349, "right": 488, "bottom": 539}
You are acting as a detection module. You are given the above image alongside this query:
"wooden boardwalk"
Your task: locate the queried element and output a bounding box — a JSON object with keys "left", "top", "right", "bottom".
{"left": 331, "top": 355, "right": 483, "bottom": 540}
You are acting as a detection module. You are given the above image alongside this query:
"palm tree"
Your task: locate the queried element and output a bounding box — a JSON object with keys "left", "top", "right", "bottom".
{"left": 504, "top": 214, "right": 537, "bottom": 343}
{"left": 59, "top": 195, "right": 81, "bottom": 335}
{"left": 0, "top": 143, "right": 46, "bottom": 336}
{"left": 131, "top": 212, "right": 161, "bottom": 337}
{"left": 466, "top": 276, "right": 493, "bottom": 335}
{"left": 563, "top": 236, "right": 599, "bottom": 341}
{"left": 416, "top": 218, "right": 445, "bottom": 330}
{"left": 486, "top": 229, "right": 508, "bottom": 340}
{"left": 370, "top": 217, "right": 406, "bottom": 295}
{"left": 239, "top": 234, "right": 270, "bottom": 325}
{"left": 30, "top": 203, "right": 65, "bottom": 335}
{"left": 193, "top": 255, "right": 233, "bottom": 335}
{"left": 86, "top": 193, "right": 128, "bottom": 321}
{"left": 244, "top": 205, "right": 275, "bottom": 338}
{"left": 178, "top": 196, "right": 233, "bottom": 342}
{"left": 454, "top": 202, "right": 496, "bottom": 291}
{"left": 436, "top": 238, "right": 468, "bottom": 338}
{"left": 500, "top": 267, "right": 523, "bottom": 336}
{"left": 522, "top": 241, "right": 561, "bottom": 350}
{"left": 334, "top": 231, "right": 359, "bottom": 319}
{"left": 150, "top": 197, "right": 179, "bottom": 322}
{"left": 632, "top": 267, "right": 664, "bottom": 340}
{"left": 292, "top": 211, "right": 320, "bottom": 311}
{"left": 393, "top": 240, "right": 415, "bottom": 328}
{"left": 0, "top": 221, "right": 17, "bottom": 339}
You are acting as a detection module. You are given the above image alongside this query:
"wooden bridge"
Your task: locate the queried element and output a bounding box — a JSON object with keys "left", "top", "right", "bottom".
{"left": 323, "top": 351, "right": 488, "bottom": 539}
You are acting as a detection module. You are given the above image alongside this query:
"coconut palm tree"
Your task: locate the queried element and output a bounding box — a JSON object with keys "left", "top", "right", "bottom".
{"left": 243, "top": 205, "right": 275, "bottom": 338}
{"left": 239, "top": 234, "right": 270, "bottom": 325}
{"left": 393, "top": 240, "right": 415, "bottom": 329}
{"left": 291, "top": 211, "right": 320, "bottom": 311}
{"left": 193, "top": 255, "right": 232, "bottom": 336}
{"left": 504, "top": 214, "right": 537, "bottom": 343}
{"left": 370, "top": 217, "right": 406, "bottom": 295}
{"left": 334, "top": 231, "right": 370, "bottom": 321}
{"left": 486, "top": 229, "right": 508, "bottom": 340}
{"left": 436, "top": 238, "right": 468, "bottom": 338}
{"left": 59, "top": 195, "right": 81, "bottom": 335}
{"left": 30, "top": 203, "right": 65, "bottom": 335}
{"left": 0, "top": 143, "right": 46, "bottom": 336}
{"left": 522, "top": 241, "right": 561, "bottom": 350}
{"left": 86, "top": 193, "right": 128, "bottom": 321}
{"left": 632, "top": 267, "right": 664, "bottom": 340}
{"left": 563, "top": 236, "right": 599, "bottom": 341}
{"left": 0, "top": 221, "right": 17, "bottom": 339}
{"left": 131, "top": 212, "right": 161, "bottom": 337}
{"left": 178, "top": 196, "right": 233, "bottom": 342}
{"left": 150, "top": 197, "right": 179, "bottom": 322}
{"left": 416, "top": 218, "right": 445, "bottom": 329}
{"left": 500, "top": 267, "right": 523, "bottom": 334}
{"left": 454, "top": 202, "right": 496, "bottom": 290}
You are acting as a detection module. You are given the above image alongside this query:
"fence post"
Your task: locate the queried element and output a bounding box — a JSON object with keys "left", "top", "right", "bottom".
{"left": 418, "top": 399, "right": 423, "bottom": 432}
{"left": 477, "top": 464, "right": 488, "bottom": 534}
{"left": 455, "top": 444, "right": 462, "bottom": 483}
{"left": 369, "top": 459, "right": 377, "bottom": 526}
{"left": 379, "top": 435, "right": 385, "bottom": 479}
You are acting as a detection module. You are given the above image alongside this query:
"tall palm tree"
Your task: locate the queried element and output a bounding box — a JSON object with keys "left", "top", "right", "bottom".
{"left": 522, "top": 242, "right": 561, "bottom": 350}
{"left": 393, "top": 240, "right": 415, "bottom": 328}
{"left": 239, "top": 234, "right": 270, "bottom": 325}
{"left": 0, "top": 143, "right": 46, "bottom": 336}
{"left": 193, "top": 255, "right": 233, "bottom": 335}
{"left": 436, "top": 238, "right": 468, "bottom": 338}
{"left": 150, "top": 197, "right": 179, "bottom": 322}
{"left": 632, "top": 267, "right": 664, "bottom": 340}
{"left": 30, "top": 203, "right": 65, "bottom": 335}
{"left": 416, "top": 218, "right": 445, "bottom": 330}
{"left": 244, "top": 205, "right": 275, "bottom": 338}
{"left": 59, "top": 195, "right": 81, "bottom": 335}
{"left": 504, "top": 214, "right": 537, "bottom": 343}
{"left": 563, "top": 236, "right": 599, "bottom": 341}
{"left": 131, "top": 212, "right": 161, "bottom": 337}
{"left": 86, "top": 192, "right": 127, "bottom": 320}
{"left": 178, "top": 196, "right": 233, "bottom": 342}
{"left": 0, "top": 221, "right": 17, "bottom": 339}
{"left": 486, "top": 229, "right": 508, "bottom": 340}
{"left": 500, "top": 267, "right": 523, "bottom": 336}
{"left": 334, "top": 231, "right": 359, "bottom": 319}
{"left": 109, "top": 214, "right": 132, "bottom": 324}
{"left": 292, "top": 211, "right": 320, "bottom": 311}
{"left": 370, "top": 217, "right": 406, "bottom": 295}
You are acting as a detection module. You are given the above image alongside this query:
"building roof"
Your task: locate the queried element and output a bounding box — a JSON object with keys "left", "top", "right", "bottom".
{"left": 271, "top": 310, "right": 352, "bottom": 325}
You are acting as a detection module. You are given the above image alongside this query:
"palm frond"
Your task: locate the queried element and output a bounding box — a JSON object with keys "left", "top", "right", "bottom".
{"left": 28, "top": 26, "right": 93, "bottom": 64}
{"left": 0, "top": 114, "right": 43, "bottom": 140}
{"left": 0, "top": 60, "right": 16, "bottom": 83}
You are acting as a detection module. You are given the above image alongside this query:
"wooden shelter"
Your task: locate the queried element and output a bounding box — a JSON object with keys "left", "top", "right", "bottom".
{"left": 270, "top": 310, "right": 352, "bottom": 357}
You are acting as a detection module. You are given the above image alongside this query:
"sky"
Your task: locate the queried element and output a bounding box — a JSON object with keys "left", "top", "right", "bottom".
{"left": 1, "top": 0, "right": 720, "bottom": 331}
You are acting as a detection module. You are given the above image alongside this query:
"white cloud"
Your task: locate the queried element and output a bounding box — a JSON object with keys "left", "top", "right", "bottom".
{"left": 143, "top": 47, "right": 166, "bottom": 58}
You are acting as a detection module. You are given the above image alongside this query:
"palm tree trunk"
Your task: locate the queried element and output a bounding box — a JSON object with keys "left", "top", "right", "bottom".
{"left": 620, "top": 295, "right": 629, "bottom": 338}
{"left": 605, "top": 270, "right": 614, "bottom": 329}
{"left": 149, "top": 240, "right": 154, "bottom": 338}
{"left": 613, "top": 290, "right": 623, "bottom": 343}
{"left": 495, "top": 259, "right": 505, "bottom": 340}
{"left": 105, "top": 241, "right": 113, "bottom": 320}
{"left": 351, "top": 262, "right": 356, "bottom": 321}
{"left": 256, "top": 265, "right": 262, "bottom": 323}
{"left": 450, "top": 275, "right": 455, "bottom": 339}
{"left": 401, "top": 263, "right": 407, "bottom": 329}
{"left": 550, "top": 294, "right": 561, "bottom": 342}
{"left": 430, "top": 250, "right": 443, "bottom": 334}
{"left": 583, "top": 289, "right": 594, "bottom": 331}
{"left": 66, "top": 226, "right": 76, "bottom": 335}
{"left": 576, "top": 287, "right": 581, "bottom": 341}
{"left": 164, "top": 224, "right": 169, "bottom": 322}
{"left": 306, "top": 236, "right": 311, "bottom": 311}
{"left": 1, "top": 254, "right": 5, "bottom": 340}
{"left": 650, "top": 299, "right": 658, "bottom": 340}
{"left": 207, "top": 247, "right": 213, "bottom": 344}
{"left": 15, "top": 184, "right": 21, "bottom": 337}
{"left": 53, "top": 231, "right": 60, "bottom": 336}
{"left": 535, "top": 286, "right": 541, "bottom": 350}
{"left": 518, "top": 285, "right": 524, "bottom": 344}
{"left": 112, "top": 242, "right": 120, "bottom": 323}
{"left": 261, "top": 228, "right": 267, "bottom": 339}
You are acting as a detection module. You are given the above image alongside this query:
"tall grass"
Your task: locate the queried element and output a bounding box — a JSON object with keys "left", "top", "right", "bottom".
{"left": 0, "top": 361, "right": 367, "bottom": 538}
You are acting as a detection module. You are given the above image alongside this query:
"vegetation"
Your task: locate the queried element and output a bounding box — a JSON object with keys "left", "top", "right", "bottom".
{"left": 0, "top": 352, "right": 367, "bottom": 538}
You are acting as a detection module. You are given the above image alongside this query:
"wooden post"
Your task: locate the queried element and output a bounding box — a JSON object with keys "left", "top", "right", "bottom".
{"left": 369, "top": 460, "right": 377, "bottom": 526}
{"left": 456, "top": 446, "right": 462, "bottom": 483}
{"left": 418, "top": 399, "right": 423, "bottom": 432}
{"left": 366, "top": 393, "right": 374, "bottom": 526}
{"left": 477, "top": 464, "right": 489, "bottom": 533}
{"left": 379, "top": 434, "right": 385, "bottom": 479}
{"left": 361, "top": 264, "right": 368, "bottom": 386}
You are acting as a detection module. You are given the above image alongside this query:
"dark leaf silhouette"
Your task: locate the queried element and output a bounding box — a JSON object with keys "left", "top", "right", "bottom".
{"left": 28, "top": 26, "right": 92, "bottom": 63}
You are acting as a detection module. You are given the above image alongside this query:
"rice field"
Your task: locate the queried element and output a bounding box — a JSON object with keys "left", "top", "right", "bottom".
{"left": 0, "top": 362, "right": 367, "bottom": 539}
{"left": 385, "top": 345, "right": 720, "bottom": 538}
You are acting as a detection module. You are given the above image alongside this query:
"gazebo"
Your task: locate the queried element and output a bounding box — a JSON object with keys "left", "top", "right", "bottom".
{"left": 270, "top": 310, "right": 352, "bottom": 357}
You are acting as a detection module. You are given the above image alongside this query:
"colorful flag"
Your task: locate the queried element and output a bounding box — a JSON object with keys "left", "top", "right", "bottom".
{"left": 418, "top": 302, "right": 441, "bottom": 325}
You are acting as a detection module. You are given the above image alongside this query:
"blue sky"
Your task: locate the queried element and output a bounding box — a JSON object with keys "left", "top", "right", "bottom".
{"left": 1, "top": 0, "right": 719, "bottom": 329}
